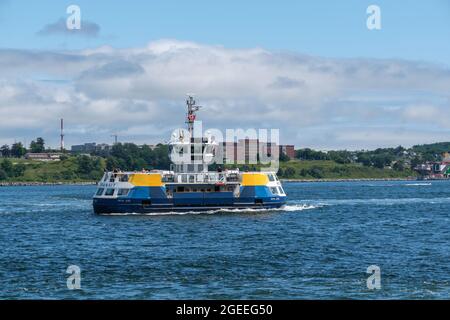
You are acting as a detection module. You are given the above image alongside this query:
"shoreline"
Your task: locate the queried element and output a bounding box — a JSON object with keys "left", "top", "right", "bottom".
{"left": 281, "top": 177, "right": 419, "bottom": 183}
{"left": 2, "top": 177, "right": 448, "bottom": 186}
{"left": 0, "top": 181, "right": 97, "bottom": 187}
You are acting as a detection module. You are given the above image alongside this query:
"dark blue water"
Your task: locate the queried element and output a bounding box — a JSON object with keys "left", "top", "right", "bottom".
{"left": 0, "top": 181, "right": 448, "bottom": 299}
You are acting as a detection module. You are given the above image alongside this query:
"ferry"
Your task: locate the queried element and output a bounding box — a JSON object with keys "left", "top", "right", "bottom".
{"left": 92, "top": 96, "right": 287, "bottom": 214}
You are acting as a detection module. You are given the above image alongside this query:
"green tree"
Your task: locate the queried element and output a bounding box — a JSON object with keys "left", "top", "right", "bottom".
{"left": 393, "top": 160, "right": 405, "bottom": 171}
{"left": 106, "top": 157, "right": 120, "bottom": 171}
{"left": 75, "top": 155, "right": 103, "bottom": 179}
{"left": 356, "top": 153, "right": 372, "bottom": 166}
{"left": 77, "top": 155, "right": 95, "bottom": 175}
{"left": 0, "top": 145, "right": 10, "bottom": 158}
{"left": 372, "top": 154, "right": 393, "bottom": 169}
{"left": 0, "top": 159, "right": 13, "bottom": 174}
{"left": 0, "top": 169, "right": 7, "bottom": 180}
{"left": 61, "top": 169, "right": 75, "bottom": 180}
{"left": 394, "top": 145, "right": 406, "bottom": 156}
{"left": 11, "top": 142, "right": 26, "bottom": 158}
{"left": 30, "top": 137, "right": 45, "bottom": 153}
{"left": 13, "top": 163, "right": 26, "bottom": 177}
{"left": 308, "top": 166, "right": 324, "bottom": 179}
{"left": 299, "top": 168, "right": 308, "bottom": 177}
{"left": 410, "top": 156, "right": 422, "bottom": 169}
{"left": 277, "top": 168, "right": 284, "bottom": 177}
{"left": 296, "top": 148, "right": 329, "bottom": 160}
{"left": 284, "top": 167, "right": 296, "bottom": 178}
{"left": 279, "top": 152, "right": 290, "bottom": 162}
{"left": 328, "top": 150, "right": 352, "bottom": 164}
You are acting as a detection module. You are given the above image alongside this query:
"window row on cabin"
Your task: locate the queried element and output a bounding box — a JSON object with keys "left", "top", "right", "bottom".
{"left": 96, "top": 188, "right": 130, "bottom": 197}
{"left": 172, "top": 185, "right": 235, "bottom": 193}
{"left": 270, "top": 186, "right": 285, "bottom": 195}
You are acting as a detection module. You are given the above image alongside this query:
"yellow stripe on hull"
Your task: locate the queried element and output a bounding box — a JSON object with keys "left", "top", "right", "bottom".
{"left": 241, "top": 173, "right": 269, "bottom": 186}
{"left": 129, "top": 173, "right": 163, "bottom": 186}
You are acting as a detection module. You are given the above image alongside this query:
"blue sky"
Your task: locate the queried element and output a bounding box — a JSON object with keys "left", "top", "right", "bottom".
{"left": 0, "top": 0, "right": 449, "bottom": 149}
{"left": 1, "top": 0, "right": 449, "bottom": 63}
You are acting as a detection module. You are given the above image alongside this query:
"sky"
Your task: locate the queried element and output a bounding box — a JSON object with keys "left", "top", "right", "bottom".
{"left": 0, "top": 0, "right": 449, "bottom": 150}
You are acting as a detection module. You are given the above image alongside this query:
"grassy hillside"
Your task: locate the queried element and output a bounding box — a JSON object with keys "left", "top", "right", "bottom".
{"left": 3, "top": 140, "right": 446, "bottom": 183}
{"left": 411, "top": 142, "right": 450, "bottom": 156}
{"left": 3, "top": 157, "right": 415, "bottom": 182}
{"left": 224, "top": 159, "right": 415, "bottom": 180}
{"left": 278, "top": 160, "right": 414, "bottom": 180}
{"left": 1, "top": 157, "right": 415, "bottom": 183}
{"left": 2, "top": 157, "right": 104, "bottom": 183}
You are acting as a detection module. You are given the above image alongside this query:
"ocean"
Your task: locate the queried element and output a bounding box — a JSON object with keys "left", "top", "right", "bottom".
{"left": 0, "top": 180, "right": 448, "bottom": 299}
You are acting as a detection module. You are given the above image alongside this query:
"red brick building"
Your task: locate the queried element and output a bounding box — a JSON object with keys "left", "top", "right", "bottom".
{"left": 221, "top": 139, "right": 295, "bottom": 163}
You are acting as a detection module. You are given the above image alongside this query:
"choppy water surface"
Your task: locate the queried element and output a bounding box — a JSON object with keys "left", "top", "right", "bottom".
{"left": 0, "top": 181, "right": 448, "bottom": 299}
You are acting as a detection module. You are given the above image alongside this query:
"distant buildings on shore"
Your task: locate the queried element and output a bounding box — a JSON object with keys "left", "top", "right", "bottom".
{"left": 414, "top": 152, "right": 450, "bottom": 179}
{"left": 24, "top": 153, "right": 63, "bottom": 161}
{"left": 221, "top": 139, "right": 295, "bottom": 162}
{"left": 70, "top": 142, "right": 159, "bottom": 153}
{"left": 70, "top": 139, "right": 295, "bottom": 161}
{"left": 71, "top": 143, "right": 112, "bottom": 153}
{"left": 2, "top": 139, "right": 295, "bottom": 162}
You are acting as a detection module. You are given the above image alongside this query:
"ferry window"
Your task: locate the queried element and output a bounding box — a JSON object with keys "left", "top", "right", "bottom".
{"left": 268, "top": 174, "right": 275, "bottom": 182}
{"left": 105, "top": 188, "right": 115, "bottom": 196}
{"left": 207, "top": 188, "right": 212, "bottom": 192}
{"left": 277, "top": 187, "right": 283, "bottom": 195}
{"left": 96, "top": 188, "right": 105, "bottom": 196}
{"left": 119, "top": 175, "right": 129, "bottom": 182}
{"left": 118, "top": 189, "right": 130, "bottom": 196}
{"left": 177, "top": 186, "right": 185, "bottom": 192}
{"left": 214, "top": 186, "right": 220, "bottom": 192}
{"left": 270, "top": 187, "right": 278, "bottom": 195}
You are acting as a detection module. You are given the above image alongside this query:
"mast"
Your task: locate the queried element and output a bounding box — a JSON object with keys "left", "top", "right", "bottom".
{"left": 60, "top": 118, "right": 65, "bottom": 152}
{"left": 186, "top": 96, "right": 201, "bottom": 137}
{"left": 169, "top": 96, "right": 217, "bottom": 174}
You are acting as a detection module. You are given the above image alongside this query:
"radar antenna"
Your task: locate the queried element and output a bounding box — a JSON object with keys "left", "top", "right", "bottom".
{"left": 186, "top": 95, "right": 201, "bottom": 137}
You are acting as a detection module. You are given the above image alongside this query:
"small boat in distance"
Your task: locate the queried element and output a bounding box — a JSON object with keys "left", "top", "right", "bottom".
{"left": 92, "top": 96, "right": 287, "bottom": 214}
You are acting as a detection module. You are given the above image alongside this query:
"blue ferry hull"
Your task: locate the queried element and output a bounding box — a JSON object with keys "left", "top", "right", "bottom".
{"left": 93, "top": 175, "right": 287, "bottom": 214}
{"left": 93, "top": 198, "right": 286, "bottom": 214}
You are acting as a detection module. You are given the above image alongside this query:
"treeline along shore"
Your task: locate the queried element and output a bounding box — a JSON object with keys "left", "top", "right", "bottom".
{"left": 1, "top": 140, "right": 450, "bottom": 184}
{"left": 0, "top": 181, "right": 96, "bottom": 187}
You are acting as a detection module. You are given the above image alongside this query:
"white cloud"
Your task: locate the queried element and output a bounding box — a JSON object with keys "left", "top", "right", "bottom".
{"left": 37, "top": 18, "right": 101, "bottom": 38}
{"left": 0, "top": 39, "right": 450, "bottom": 149}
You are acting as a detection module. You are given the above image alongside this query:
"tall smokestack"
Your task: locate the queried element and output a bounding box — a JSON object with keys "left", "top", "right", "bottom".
{"left": 60, "top": 118, "right": 65, "bottom": 152}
